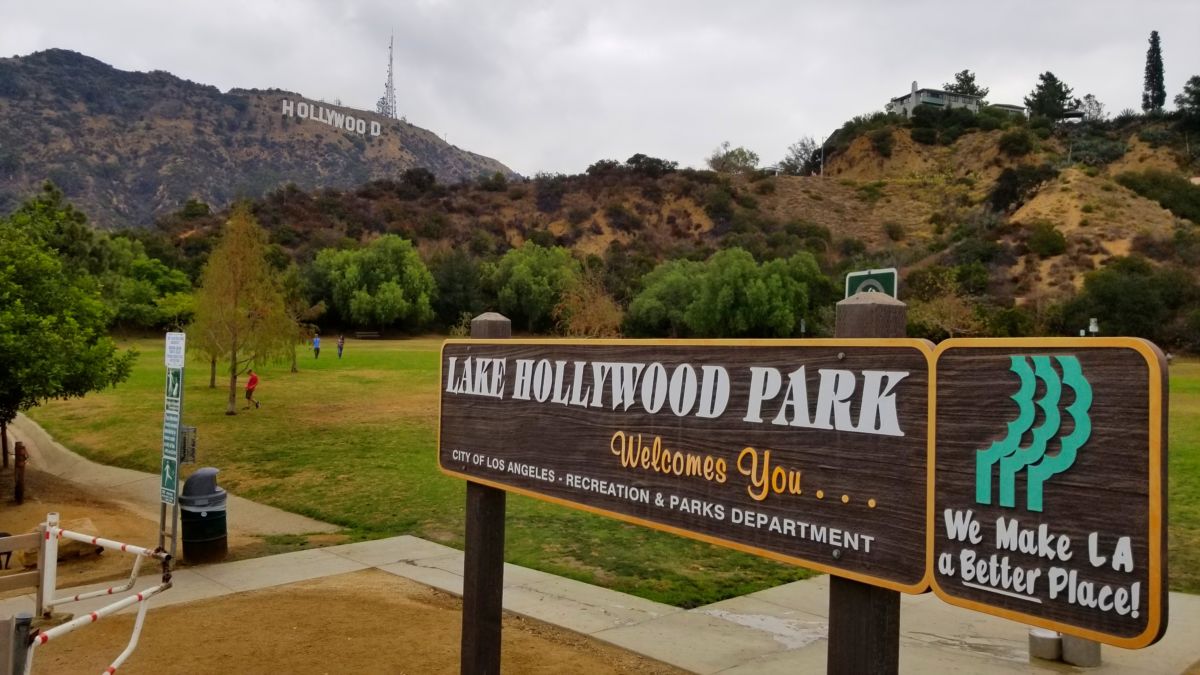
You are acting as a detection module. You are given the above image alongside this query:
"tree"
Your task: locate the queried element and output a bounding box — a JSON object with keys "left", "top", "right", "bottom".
{"left": 430, "top": 249, "right": 484, "bottom": 327}
{"left": 0, "top": 225, "right": 133, "bottom": 461}
{"left": 311, "top": 235, "right": 435, "bottom": 330}
{"left": 625, "top": 259, "right": 703, "bottom": 337}
{"left": 1142, "top": 31, "right": 1166, "bottom": 114}
{"left": 706, "top": 141, "right": 760, "bottom": 174}
{"left": 943, "top": 69, "right": 989, "bottom": 99}
{"left": 1024, "top": 72, "right": 1080, "bottom": 120}
{"left": 553, "top": 270, "right": 624, "bottom": 338}
{"left": 777, "top": 137, "right": 820, "bottom": 176}
{"left": 484, "top": 243, "right": 582, "bottom": 332}
{"left": 189, "top": 204, "right": 293, "bottom": 415}
{"left": 1176, "top": 75, "right": 1200, "bottom": 128}
{"left": 1079, "top": 93, "right": 1107, "bottom": 122}
{"left": 280, "top": 264, "right": 326, "bottom": 373}
{"left": 684, "top": 249, "right": 820, "bottom": 338}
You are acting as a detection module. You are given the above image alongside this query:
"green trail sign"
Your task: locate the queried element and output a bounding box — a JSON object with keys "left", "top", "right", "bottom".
{"left": 161, "top": 332, "right": 185, "bottom": 505}
{"left": 845, "top": 268, "right": 898, "bottom": 298}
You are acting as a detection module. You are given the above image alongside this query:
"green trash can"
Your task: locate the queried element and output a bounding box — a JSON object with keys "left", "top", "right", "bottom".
{"left": 180, "top": 467, "right": 228, "bottom": 564}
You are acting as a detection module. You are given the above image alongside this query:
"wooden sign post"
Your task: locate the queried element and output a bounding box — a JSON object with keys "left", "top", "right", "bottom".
{"left": 828, "top": 292, "right": 907, "bottom": 675}
{"left": 460, "top": 313, "right": 510, "bottom": 675}
{"left": 930, "top": 338, "right": 1168, "bottom": 648}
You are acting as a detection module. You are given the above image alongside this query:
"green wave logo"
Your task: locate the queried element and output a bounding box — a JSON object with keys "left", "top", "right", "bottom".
{"left": 975, "top": 355, "right": 1092, "bottom": 512}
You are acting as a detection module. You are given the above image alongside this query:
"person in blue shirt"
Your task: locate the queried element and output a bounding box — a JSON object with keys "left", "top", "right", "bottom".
{"left": 313, "top": 334, "right": 321, "bottom": 359}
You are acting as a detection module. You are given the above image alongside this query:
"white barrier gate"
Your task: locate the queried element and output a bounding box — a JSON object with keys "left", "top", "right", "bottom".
{"left": 23, "top": 513, "right": 172, "bottom": 675}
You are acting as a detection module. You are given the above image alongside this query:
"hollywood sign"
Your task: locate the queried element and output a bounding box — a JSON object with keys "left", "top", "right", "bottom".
{"left": 281, "top": 99, "right": 382, "bottom": 136}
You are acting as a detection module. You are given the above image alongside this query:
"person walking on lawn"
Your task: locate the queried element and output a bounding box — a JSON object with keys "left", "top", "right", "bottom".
{"left": 337, "top": 334, "right": 345, "bottom": 359}
{"left": 313, "top": 334, "right": 321, "bottom": 359}
{"left": 244, "top": 369, "right": 260, "bottom": 409}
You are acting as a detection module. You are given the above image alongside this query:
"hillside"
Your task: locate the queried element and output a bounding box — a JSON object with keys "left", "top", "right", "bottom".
{"left": 0, "top": 49, "right": 514, "bottom": 227}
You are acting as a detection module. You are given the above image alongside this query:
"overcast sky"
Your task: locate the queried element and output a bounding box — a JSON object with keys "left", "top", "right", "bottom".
{"left": 4, "top": 1, "right": 1198, "bottom": 175}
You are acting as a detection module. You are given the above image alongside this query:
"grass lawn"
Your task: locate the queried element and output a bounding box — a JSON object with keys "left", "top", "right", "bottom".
{"left": 26, "top": 338, "right": 812, "bottom": 608}
{"left": 1168, "top": 359, "right": 1200, "bottom": 594}
{"left": 27, "top": 340, "right": 1200, "bottom": 604}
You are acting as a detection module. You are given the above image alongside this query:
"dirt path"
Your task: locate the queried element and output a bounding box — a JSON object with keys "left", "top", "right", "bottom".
{"left": 33, "top": 569, "right": 684, "bottom": 675}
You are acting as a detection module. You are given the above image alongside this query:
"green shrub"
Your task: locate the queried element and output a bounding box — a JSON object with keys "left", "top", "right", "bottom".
{"left": 754, "top": 180, "right": 776, "bottom": 195}
{"left": 988, "top": 164, "right": 1059, "bottom": 211}
{"left": 604, "top": 203, "right": 642, "bottom": 232}
{"left": 1072, "top": 138, "right": 1127, "bottom": 167}
{"left": 856, "top": 181, "right": 886, "bottom": 204}
{"left": 1027, "top": 221, "right": 1067, "bottom": 257}
{"left": 566, "top": 207, "right": 591, "bottom": 226}
{"left": 1137, "top": 128, "right": 1173, "bottom": 148}
{"left": 735, "top": 192, "right": 759, "bottom": 209}
{"left": 838, "top": 237, "right": 866, "bottom": 257}
{"left": 998, "top": 130, "right": 1034, "bottom": 157}
{"left": 869, "top": 128, "right": 895, "bottom": 158}
{"left": 1115, "top": 170, "right": 1200, "bottom": 222}
{"left": 883, "top": 222, "right": 906, "bottom": 241}
{"left": 703, "top": 187, "right": 735, "bottom": 226}
{"left": 978, "top": 115, "right": 1002, "bottom": 131}
{"left": 911, "top": 127, "right": 938, "bottom": 145}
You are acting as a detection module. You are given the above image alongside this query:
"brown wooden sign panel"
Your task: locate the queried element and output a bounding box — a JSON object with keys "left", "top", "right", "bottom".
{"left": 439, "top": 339, "right": 932, "bottom": 592}
{"left": 930, "top": 338, "right": 1167, "bottom": 648}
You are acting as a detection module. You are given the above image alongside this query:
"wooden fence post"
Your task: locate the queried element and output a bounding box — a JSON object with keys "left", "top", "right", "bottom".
{"left": 13, "top": 442, "right": 25, "bottom": 505}
{"left": 827, "top": 292, "right": 906, "bottom": 675}
{"left": 460, "top": 313, "right": 510, "bottom": 675}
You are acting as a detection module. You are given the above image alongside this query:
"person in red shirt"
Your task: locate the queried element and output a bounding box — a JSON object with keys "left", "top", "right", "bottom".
{"left": 245, "top": 370, "right": 260, "bottom": 409}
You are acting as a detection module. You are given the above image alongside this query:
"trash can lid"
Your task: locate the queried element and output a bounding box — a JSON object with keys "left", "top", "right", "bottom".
{"left": 183, "top": 467, "right": 221, "bottom": 497}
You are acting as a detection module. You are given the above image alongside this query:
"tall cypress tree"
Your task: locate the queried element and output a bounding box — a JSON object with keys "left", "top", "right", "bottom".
{"left": 1142, "top": 30, "right": 1166, "bottom": 114}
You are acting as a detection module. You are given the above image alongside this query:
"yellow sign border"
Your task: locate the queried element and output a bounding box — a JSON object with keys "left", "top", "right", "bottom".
{"left": 438, "top": 337, "right": 935, "bottom": 594}
{"left": 927, "top": 337, "right": 1167, "bottom": 649}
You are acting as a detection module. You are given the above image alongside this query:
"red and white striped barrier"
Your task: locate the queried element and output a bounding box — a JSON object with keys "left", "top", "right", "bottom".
{"left": 25, "top": 583, "right": 170, "bottom": 675}
{"left": 26, "top": 513, "right": 173, "bottom": 675}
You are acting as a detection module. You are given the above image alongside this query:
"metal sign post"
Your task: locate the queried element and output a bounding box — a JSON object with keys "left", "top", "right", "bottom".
{"left": 159, "top": 332, "right": 185, "bottom": 558}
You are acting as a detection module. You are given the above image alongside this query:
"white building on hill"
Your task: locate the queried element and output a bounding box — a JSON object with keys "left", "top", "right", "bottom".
{"left": 886, "top": 81, "right": 1025, "bottom": 118}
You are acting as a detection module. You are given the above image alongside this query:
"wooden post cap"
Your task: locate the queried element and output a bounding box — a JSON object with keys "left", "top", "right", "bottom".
{"left": 834, "top": 292, "right": 907, "bottom": 339}
{"left": 470, "top": 313, "right": 511, "bottom": 339}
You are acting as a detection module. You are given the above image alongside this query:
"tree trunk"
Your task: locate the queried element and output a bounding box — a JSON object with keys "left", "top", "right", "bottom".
{"left": 1, "top": 420, "right": 8, "bottom": 470}
{"left": 290, "top": 345, "right": 298, "bottom": 374}
{"left": 209, "top": 356, "right": 217, "bottom": 388}
{"left": 226, "top": 345, "right": 238, "bottom": 416}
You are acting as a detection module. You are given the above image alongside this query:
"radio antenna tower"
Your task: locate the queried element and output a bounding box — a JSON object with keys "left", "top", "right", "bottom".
{"left": 376, "top": 33, "right": 398, "bottom": 119}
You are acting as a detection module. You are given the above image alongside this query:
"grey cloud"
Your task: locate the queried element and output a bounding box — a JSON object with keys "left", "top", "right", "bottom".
{"left": 3, "top": 1, "right": 1198, "bottom": 175}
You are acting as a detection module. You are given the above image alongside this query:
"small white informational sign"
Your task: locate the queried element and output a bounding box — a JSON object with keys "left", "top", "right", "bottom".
{"left": 165, "top": 332, "right": 187, "bottom": 368}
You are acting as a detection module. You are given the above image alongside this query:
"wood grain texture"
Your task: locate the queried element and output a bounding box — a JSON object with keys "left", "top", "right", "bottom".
{"left": 932, "top": 344, "right": 1167, "bottom": 645}
{"left": 439, "top": 341, "right": 930, "bottom": 590}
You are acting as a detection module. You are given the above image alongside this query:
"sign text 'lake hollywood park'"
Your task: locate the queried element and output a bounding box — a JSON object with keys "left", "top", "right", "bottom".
{"left": 931, "top": 338, "right": 1167, "bottom": 648}
{"left": 439, "top": 339, "right": 932, "bottom": 592}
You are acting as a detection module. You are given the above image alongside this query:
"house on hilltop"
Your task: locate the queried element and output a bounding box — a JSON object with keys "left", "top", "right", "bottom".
{"left": 886, "top": 81, "right": 1026, "bottom": 118}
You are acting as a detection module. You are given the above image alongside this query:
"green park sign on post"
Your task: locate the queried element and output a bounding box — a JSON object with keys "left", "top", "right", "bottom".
{"left": 845, "top": 268, "right": 898, "bottom": 298}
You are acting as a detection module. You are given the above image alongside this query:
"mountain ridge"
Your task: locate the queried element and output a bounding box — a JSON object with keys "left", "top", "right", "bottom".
{"left": 0, "top": 49, "right": 515, "bottom": 227}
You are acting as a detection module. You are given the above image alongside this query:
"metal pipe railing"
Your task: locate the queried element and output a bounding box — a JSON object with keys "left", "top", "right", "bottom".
{"left": 24, "top": 583, "right": 171, "bottom": 675}
{"left": 41, "top": 513, "right": 170, "bottom": 616}
{"left": 27, "top": 513, "right": 174, "bottom": 674}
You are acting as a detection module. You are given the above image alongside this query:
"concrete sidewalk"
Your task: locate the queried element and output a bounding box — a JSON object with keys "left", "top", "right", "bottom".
{"left": 2, "top": 536, "right": 1197, "bottom": 674}
{"left": 10, "top": 414, "right": 338, "bottom": 536}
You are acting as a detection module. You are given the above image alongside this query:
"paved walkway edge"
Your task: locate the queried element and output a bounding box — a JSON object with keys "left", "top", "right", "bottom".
{"left": 10, "top": 413, "right": 340, "bottom": 535}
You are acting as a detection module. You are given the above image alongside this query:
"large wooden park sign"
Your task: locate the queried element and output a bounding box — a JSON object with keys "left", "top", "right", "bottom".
{"left": 440, "top": 340, "right": 932, "bottom": 591}
{"left": 439, "top": 328, "right": 1168, "bottom": 668}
